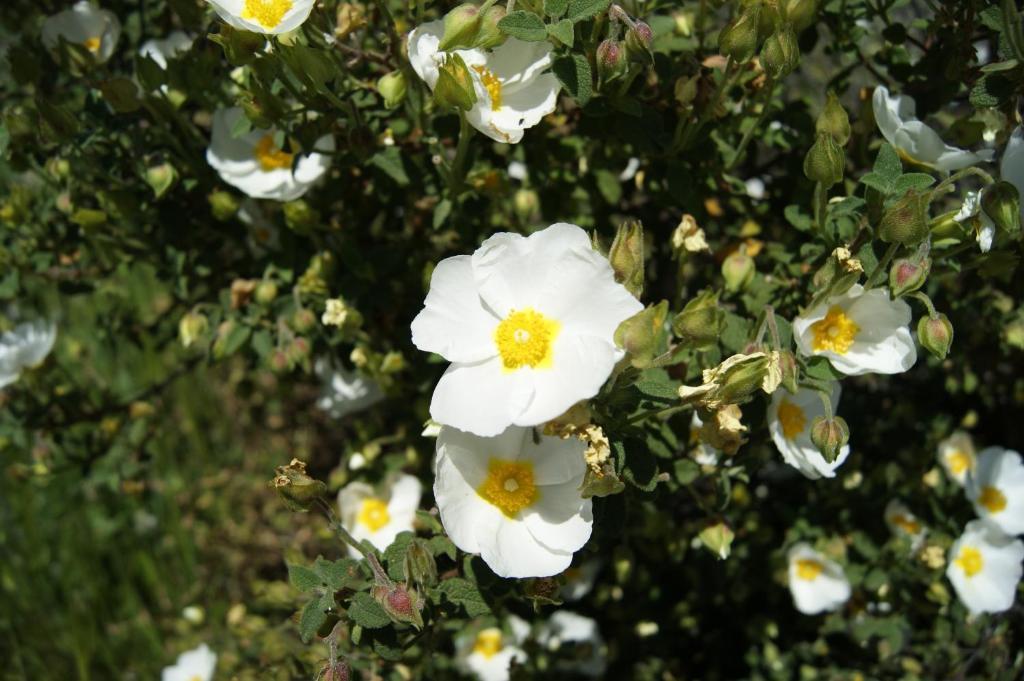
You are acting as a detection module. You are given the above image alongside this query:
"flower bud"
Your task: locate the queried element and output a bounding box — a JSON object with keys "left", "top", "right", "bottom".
{"left": 380, "top": 350, "right": 406, "bottom": 373}
{"left": 609, "top": 219, "right": 644, "bottom": 298}
{"left": 672, "top": 289, "right": 724, "bottom": 349}
{"left": 513, "top": 188, "right": 540, "bottom": 222}
{"left": 778, "top": 349, "right": 799, "bottom": 394}
{"left": 438, "top": 3, "right": 481, "bottom": 52}
{"left": 981, "top": 181, "right": 1021, "bottom": 236}
{"left": 371, "top": 583, "right": 424, "bottom": 629}
{"left": 433, "top": 53, "right": 477, "bottom": 111}
{"left": 145, "top": 162, "right": 178, "bottom": 199}
{"left": 699, "top": 520, "right": 735, "bottom": 560}
{"left": 719, "top": 2, "right": 762, "bottom": 63}
{"left": 715, "top": 353, "right": 769, "bottom": 405}
{"left": 596, "top": 39, "right": 629, "bottom": 85}
{"left": 376, "top": 71, "right": 407, "bottom": 110}
{"left": 291, "top": 308, "right": 318, "bottom": 333}
{"left": 759, "top": 24, "right": 800, "bottom": 79}
{"left": 269, "top": 348, "right": 290, "bottom": 373}
{"left": 810, "top": 415, "right": 849, "bottom": 464}
{"left": 208, "top": 190, "right": 239, "bottom": 221}
{"left": 722, "top": 249, "right": 755, "bottom": 292}
{"left": 786, "top": 0, "right": 819, "bottom": 32}
{"left": 255, "top": 280, "right": 279, "bottom": 304}
{"left": 878, "top": 189, "right": 930, "bottom": 245}
{"left": 674, "top": 11, "right": 694, "bottom": 36}
{"left": 403, "top": 539, "right": 438, "bottom": 587}
{"left": 271, "top": 458, "right": 327, "bottom": 512}
{"left": 918, "top": 313, "right": 953, "bottom": 360}
{"left": 473, "top": 5, "right": 507, "bottom": 49}
{"left": 614, "top": 301, "right": 668, "bottom": 368}
{"left": 674, "top": 74, "right": 699, "bottom": 107}
{"left": 230, "top": 278, "right": 257, "bottom": 309}
{"left": 283, "top": 199, "right": 320, "bottom": 234}
{"left": 889, "top": 256, "right": 930, "bottom": 297}
{"left": 178, "top": 311, "right": 209, "bottom": 349}
{"left": 625, "top": 21, "right": 654, "bottom": 65}
{"left": 803, "top": 132, "right": 844, "bottom": 187}
{"left": 212, "top": 320, "right": 237, "bottom": 359}
{"left": 816, "top": 91, "right": 851, "bottom": 146}
{"left": 286, "top": 337, "right": 311, "bottom": 365}
{"left": 321, "top": 659, "right": 351, "bottom": 681}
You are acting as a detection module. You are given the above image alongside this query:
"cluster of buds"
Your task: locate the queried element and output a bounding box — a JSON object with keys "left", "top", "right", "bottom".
{"left": 672, "top": 288, "right": 725, "bottom": 350}
{"left": 597, "top": 5, "right": 655, "bottom": 86}
{"left": 889, "top": 241, "right": 931, "bottom": 297}
{"left": 438, "top": 0, "right": 506, "bottom": 52}
{"left": 804, "top": 91, "right": 850, "bottom": 188}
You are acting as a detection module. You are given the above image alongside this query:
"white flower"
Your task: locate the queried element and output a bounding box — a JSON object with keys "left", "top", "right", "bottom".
{"left": 786, "top": 542, "right": 851, "bottom": 615}
{"left": 559, "top": 559, "right": 600, "bottom": 602}
{"left": 0, "top": 319, "right": 57, "bottom": 389}
{"left": 139, "top": 30, "right": 193, "bottom": 69}
{"left": 410, "top": 223, "right": 642, "bottom": 437}
{"left": 315, "top": 360, "right": 384, "bottom": 419}
{"left": 407, "top": 20, "right": 561, "bottom": 144}
{"left": 767, "top": 382, "right": 850, "bottom": 479}
{"left": 872, "top": 86, "right": 994, "bottom": 172}
{"left": 884, "top": 499, "right": 927, "bottom": 548}
{"left": 161, "top": 643, "right": 217, "bottom": 681}
{"left": 507, "top": 161, "right": 528, "bottom": 181}
{"left": 793, "top": 284, "right": 916, "bottom": 376}
{"left": 946, "top": 519, "right": 1024, "bottom": 615}
{"left": 205, "top": 0, "right": 316, "bottom": 35}
{"left": 206, "top": 107, "right": 334, "bottom": 202}
{"left": 953, "top": 189, "right": 995, "bottom": 253}
{"left": 536, "top": 611, "right": 607, "bottom": 678}
{"left": 456, "top": 616, "right": 530, "bottom": 681}
{"left": 42, "top": 1, "right": 121, "bottom": 64}
{"left": 433, "top": 425, "right": 592, "bottom": 578}
{"left": 689, "top": 412, "right": 721, "bottom": 467}
{"left": 1000, "top": 126, "right": 1024, "bottom": 221}
{"left": 966, "top": 447, "right": 1024, "bottom": 536}
{"left": 938, "top": 431, "right": 976, "bottom": 486}
{"left": 618, "top": 157, "right": 640, "bottom": 182}
{"left": 338, "top": 473, "right": 422, "bottom": 558}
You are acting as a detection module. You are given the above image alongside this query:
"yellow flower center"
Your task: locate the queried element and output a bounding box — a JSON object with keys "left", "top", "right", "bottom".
{"left": 189, "top": 676, "right": 203, "bottom": 681}
{"left": 889, "top": 514, "right": 921, "bottom": 535}
{"left": 473, "top": 628, "right": 503, "bottom": 659}
{"left": 471, "top": 65, "right": 503, "bottom": 110}
{"left": 777, "top": 399, "right": 806, "bottom": 440}
{"left": 253, "top": 134, "right": 295, "bottom": 172}
{"left": 356, "top": 498, "right": 390, "bottom": 532}
{"left": 810, "top": 305, "right": 859, "bottom": 354}
{"left": 242, "top": 0, "right": 294, "bottom": 29}
{"left": 795, "top": 558, "right": 823, "bottom": 581}
{"left": 978, "top": 485, "right": 1007, "bottom": 513}
{"left": 947, "top": 450, "right": 972, "bottom": 475}
{"left": 494, "top": 308, "right": 560, "bottom": 371}
{"left": 955, "top": 546, "right": 984, "bottom": 577}
{"left": 477, "top": 458, "right": 538, "bottom": 518}
{"left": 83, "top": 36, "right": 102, "bottom": 53}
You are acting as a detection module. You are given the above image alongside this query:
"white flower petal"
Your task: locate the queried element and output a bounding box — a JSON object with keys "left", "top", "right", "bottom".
{"left": 966, "top": 447, "right": 1024, "bottom": 536}
{"left": 523, "top": 478, "right": 592, "bottom": 551}
{"left": 162, "top": 643, "right": 217, "bottom": 681}
{"left": 477, "top": 514, "right": 573, "bottom": 578}
{"left": 430, "top": 358, "right": 534, "bottom": 437}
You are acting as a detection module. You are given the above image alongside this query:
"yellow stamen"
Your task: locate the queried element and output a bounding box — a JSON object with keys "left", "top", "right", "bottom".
{"left": 947, "top": 450, "right": 973, "bottom": 475}
{"left": 777, "top": 399, "right": 806, "bottom": 440}
{"left": 83, "top": 37, "right": 102, "bottom": 53}
{"left": 810, "top": 305, "right": 859, "bottom": 354}
{"left": 978, "top": 485, "right": 1007, "bottom": 513}
{"left": 494, "top": 308, "right": 560, "bottom": 371}
{"left": 477, "top": 458, "right": 538, "bottom": 518}
{"left": 242, "top": 0, "right": 294, "bottom": 29}
{"left": 356, "top": 498, "right": 390, "bottom": 532}
{"left": 955, "top": 546, "right": 984, "bottom": 577}
{"left": 889, "top": 514, "right": 922, "bottom": 535}
{"left": 795, "top": 558, "right": 823, "bottom": 581}
{"left": 471, "top": 65, "right": 503, "bottom": 110}
{"left": 253, "top": 134, "right": 294, "bottom": 172}
{"left": 473, "top": 629, "right": 503, "bottom": 659}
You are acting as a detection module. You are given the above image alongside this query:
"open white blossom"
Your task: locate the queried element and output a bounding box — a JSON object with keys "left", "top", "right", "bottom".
{"left": 338, "top": 473, "right": 421, "bottom": 558}
{"left": 767, "top": 382, "right": 849, "bottom": 479}
{"left": 161, "top": 643, "right": 217, "bottom": 681}
{"left": 205, "top": 0, "right": 316, "bottom": 35}
{"left": 315, "top": 360, "right": 383, "bottom": 419}
{"left": 407, "top": 20, "right": 561, "bottom": 144}
{"left": 786, "top": 542, "right": 851, "bottom": 615}
{"left": 0, "top": 319, "right": 57, "bottom": 389}
{"left": 456, "top": 616, "right": 530, "bottom": 681}
{"left": 559, "top": 559, "right": 601, "bottom": 602}
{"left": 966, "top": 447, "right": 1024, "bottom": 536}
{"left": 42, "top": 1, "right": 121, "bottom": 64}
{"left": 884, "top": 499, "right": 927, "bottom": 549}
{"left": 411, "top": 223, "right": 642, "bottom": 437}
{"left": 946, "top": 519, "right": 1024, "bottom": 615}
{"left": 139, "top": 30, "right": 193, "bottom": 69}
{"left": 434, "top": 425, "right": 592, "bottom": 578}
{"left": 954, "top": 126, "right": 1024, "bottom": 252}
{"left": 872, "top": 86, "right": 994, "bottom": 172}
{"left": 938, "top": 431, "right": 976, "bottom": 486}
{"left": 536, "top": 611, "right": 607, "bottom": 678}
{"left": 206, "top": 107, "right": 334, "bottom": 202}
{"left": 793, "top": 284, "right": 916, "bottom": 376}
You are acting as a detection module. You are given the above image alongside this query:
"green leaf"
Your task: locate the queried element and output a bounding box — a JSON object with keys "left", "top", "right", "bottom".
{"left": 0, "top": 124, "right": 9, "bottom": 157}
{"left": 313, "top": 557, "right": 362, "bottom": 590}
{"left": 497, "top": 11, "right": 548, "bottom": 41}
{"left": 859, "top": 171, "right": 893, "bottom": 194}
{"left": 872, "top": 143, "right": 902, "bottom": 182}
{"left": 634, "top": 368, "right": 681, "bottom": 402}
{"left": 594, "top": 169, "right": 622, "bottom": 204}
{"left": 547, "top": 19, "right": 575, "bottom": 47}
{"left": 383, "top": 531, "right": 415, "bottom": 581}
{"left": 371, "top": 148, "right": 410, "bottom": 186}
{"left": 675, "top": 458, "right": 701, "bottom": 485}
{"left": 892, "top": 173, "right": 935, "bottom": 193}
{"left": 552, "top": 54, "right": 591, "bottom": 105}
{"left": 433, "top": 198, "right": 452, "bottom": 229}
{"left": 544, "top": 0, "right": 569, "bottom": 17}
{"left": 347, "top": 591, "right": 391, "bottom": 629}
{"left": 802, "top": 355, "right": 845, "bottom": 381}
{"left": 298, "top": 598, "right": 328, "bottom": 643}
{"left": 287, "top": 563, "right": 322, "bottom": 592}
{"left": 438, "top": 577, "right": 491, "bottom": 616}
{"left": 566, "top": 0, "right": 611, "bottom": 22}
{"left": 427, "top": 535, "right": 457, "bottom": 561}
{"left": 784, "top": 204, "right": 813, "bottom": 232}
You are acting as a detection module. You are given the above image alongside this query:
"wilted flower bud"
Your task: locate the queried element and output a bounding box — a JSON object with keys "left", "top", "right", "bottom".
{"left": 597, "top": 39, "right": 629, "bottom": 85}
{"left": 609, "top": 219, "right": 644, "bottom": 298}
{"left": 376, "top": 71, "right": 407, "bottom": 110}
{"left": 513, "top": 188, "right": 540, "bottom": 222}
{"left": 810, "top": 415, "right": 849, "bottom": 463}
{"left": 722, "top": 248, "right": 755, "bottom": 292}
{"left": 473, "top": 5, "right": 507, "bottom": 49}
{"left": 145, "top": 162, "right": 178, "bottom": 199}
{"left": 803, "top": 132, "right": 845, "bottom": 187}
{"left": 178, "top": 311, "right": 209, "bottom": 349}
{"left": 699, "top": 520, "right": 735, "bottom": 560}
{"left": 672, "top": 289, "right": 724, "bottom": 349}
{"left": 878, "top": 189, "right": 930, "bottom": 245}
{"left": 759, "top": 24, "right": 800, "bottom": 79}
{"left": 719, "top": 2, "right": 762, "bottom": 63}
{"left": 981, "top": 181, "right": 1021, "bottom": 236}
{"left": 403, "top": 539, "right": 438, "bottom": 587}
{"left": 614, "top": 301, "right": 668, "bottom": 368}
{"left": 889, "top": 255, "right": 930, "bottom": 297}
{"left": 433, "top": 53, "right": 477, "bottom": 111}
{"left": 918, "top": 313, "right": 953, "bottom": 360}
{"left": 715, "top": 353, "right": 770, "bottom": 404}
{"left": 778, "top": 349, "right": 799, "bottom": 394}
{"left": 371, "top": 583, "right": 424, "bottom": 629}
{"left": 438, "top": 3, "right": 481, "bottom": 51}
{"left": 230, "top": 278, "right": 257, "bottom": 309}
{"left": 291, "top": 307, "right": 318, "bottom": 333}
{"left": 625, "top": 21, "right": 654, "bottom": 64}
{"left": 208, "top": 190, "right": 239, "bottom": 221}
{"left": 271, "top": 458, "right": 327, "bottom": 512}
{"left": 816, "top": 91, "right": 851, "bottom": 146}
{"left": 255, "top": 280, "right": 278, "bottom": 304}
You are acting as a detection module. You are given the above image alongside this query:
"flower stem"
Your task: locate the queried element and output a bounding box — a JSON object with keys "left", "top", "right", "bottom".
{"left": 813, "top": 182, "right": 829, "bottom": 240}
{"left": 864, "top": 241, "right": 899, "bottom": 289}
{"left": 447, "top": 112, "right": 473, "bottom": 196}
{"left": 675, "top": 57, "right": 736, "bottom": 153}
{"left": 726, "top": 77, "right": 776, "bottom": 172}
{"left": 929, "top": 167, "right": 996, "bottom": 205}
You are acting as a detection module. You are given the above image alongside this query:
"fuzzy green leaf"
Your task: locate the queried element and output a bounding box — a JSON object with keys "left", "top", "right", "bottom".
{"left": 566, "top": 0, "right": 611, "bottom": 22}
{"left": 438, "top": 577, "right": 491, "bottom": 616}
{"left": 552, "top": 54, "right": 591, "bottom": 105}
{"left": 347, "top": 591, "right": 391, "bottom": 629}
{"left": 497, "top": 11, "right": 548, "bottom": 41}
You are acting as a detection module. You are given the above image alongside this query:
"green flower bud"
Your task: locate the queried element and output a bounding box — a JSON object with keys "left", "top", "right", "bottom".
{"left": 699, "top": 520, "right": 735, "bottom": 560}
{"left": 759, "top": 24, "right": 800, "bottom": 79}
{"left": 291, "top": 308, "right": 318, "bottom": 333}
{"left": 208, "top": 190, "right": 239, "bottom": 221}
{"left": 596, "top": 39, "right": 629, "bottom": 85}
{"left": 255, "top": 280, "right": 279, "bottom": 305}
{"left": 786, "top": 0, "right": 819, "bottom": 32}
{"left": 403, "top": 539, "right": 438, "bottom": 588}
{"left": 803, "top": 132, "right": 845, "bottom": 187}
{"left": 625, "top": 21, "right": 654, "bottom": 65}
{"left": 145, "top": 162, "right": 178, "bottom": 200}
{"left": 371, "top": 583, "right": 424, "bottom": 629}
{"left": 810, "top": 415, "right": 849, "bottom": 464}
{"left": 513, "top": 188, "right": 540, "bottom": 222}
{"left": 473, "top": 5, "right": 507, "bottom": 49}
{"left": 981, "top": 181, "right": 1021, "bottom": 236}
{"left": 674, "top": 74, "right": 699, "bottom": 107}
{"left": 715, "top": 353, "right": 770, "bottom": 405}
{"left": 672, "top": 289, "right": 725, "bottom": 349}
{"left": 1003, "top": 315, "right": 1024, "bottom": 350}
{"left": 918, "top": 313, "right": 953, "bottom": 360}
{"left": 269, "top": 348, "right": 291, "bottom": 373}
{"left": 380, "top": 350, "right": 406, "bottom": 374}
{"left": 433, "top": 53, "right": 477, "bottom": 112}
{"left": 376, "top": 71, "right": 407, "bottom": 110}
{"left": 178, "top": 311, "right": 209, "bottom": 349}
{"left": 614, "top": 301, "right": 668, "bottom": 368}
{"left": 283, "top": 199, "right": 320, "bottom": 234}
{"left": 286, "top": 336, "right": 311, "bottom": 365}
{"left": 879, "top": 189, "right": 930, "bottom": 245}
{"left": 816, "top": 91, "right": 851, "bottom": 146}
{"left": 70, "top": 208, "right": 108, "bottom": 229}
{"left": 438, "top": 3, "right": 481, "bottom": 52}
{"left": 609, "top": 219, "right": 644, "bottom": 298}
{"left": 719, "top": 2, "right": 762, "bottom": 64}
{"left": 889, "top": 256, "right": 930, "bottom": 298}
{"left": 271, "top": 458, "right": 327, "bottom": 512}
{"left": 778, "top": 349, "right": 799, "bottom": 394}
{"left": 722, "top": 249, "right": 755, "bottom": 292}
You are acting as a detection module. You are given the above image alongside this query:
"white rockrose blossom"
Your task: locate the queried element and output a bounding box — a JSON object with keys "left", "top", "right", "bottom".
{"left": 1000, "top": 126, "right": 1024, "bottom": 220}
{"left": 793, "top": 284, "right": 916, "bottom": 376}
{"left": 767, "top": 382, "right": 850, "bottom": 480}
{"left": 433, "top": 425, "right": 592, "bottom": 578}
{"left": 559, "top": 559, "right": 601, "bottom": 602}
{"left": 946, "top": 519, "right": 1024, "bottom": 615}
{"left": 139, "top": 30, "right": 193, "bottom": 69}
{"left": 938, "top": 431, "right": 976, "bottom": 486}
{"left": 953, "top": 189, "right": 995, "bottom": 253}
{"left": 0, "top": 319, "right": 57, "bottom": 389}
{"left": 42, "top": 2, "right": 120, "bottom": 64}
{"left": 872, "top": 86, "right": 994, "bottom": 172}
{"left": 966, "top": 447, "right": 1024, "bottom": 536}
{"left": 205, "top": 0, "right": 316, "bottom": 35}
{"left": 206, "top": 107, "right": 334, "bottom": 202}
{"left": 884, "top": 499, "right": 927, "bottom": 549}
{"left": 407, "top": 20, "right": 561, "bottom": 144}
{"left": 338, "top": 473, "right": 422, "bottom": 558}
{"left": 161, "top": 643, "right": 217, "bottom": 681}
{"left": 410, "top": 223, "right": 642, "bottom": 437}
{"left": 456, "top": 616, "right": 530, "bottom": 681}
{"left": 536, "top": 611, "right": 607, "bottom": 678}
{"left": 315, "top": 360, "right": 384, "bottom": 419}
{"left": 786, "top": 542, "right": 851, "bottom": 615}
